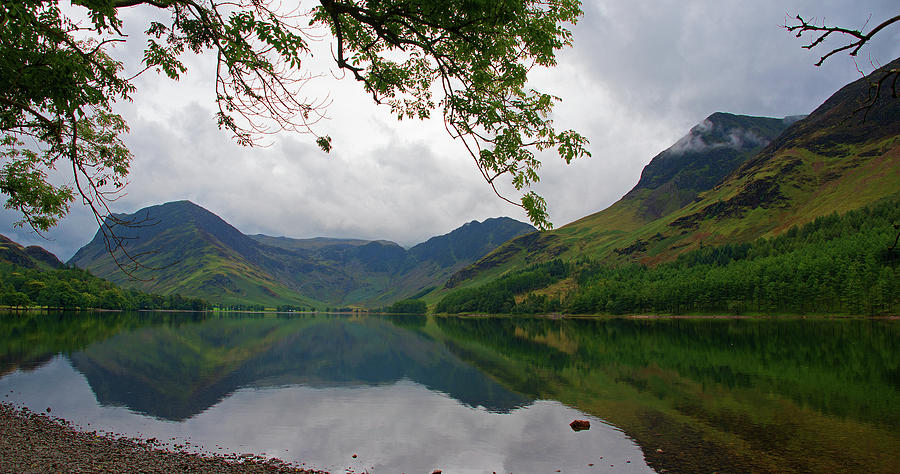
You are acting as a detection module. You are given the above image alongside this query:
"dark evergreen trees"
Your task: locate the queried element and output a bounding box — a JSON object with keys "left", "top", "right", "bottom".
{"left": 437, "top": 197, "right": 900, "bottom": 316}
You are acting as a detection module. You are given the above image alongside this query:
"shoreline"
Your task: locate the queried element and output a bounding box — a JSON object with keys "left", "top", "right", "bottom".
{"left": 0, "top": 402, "right": 326, "bottom": 473}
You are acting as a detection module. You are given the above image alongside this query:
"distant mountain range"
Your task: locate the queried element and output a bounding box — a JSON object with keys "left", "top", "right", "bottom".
{"left": 68, "top": 202, "right": 534, "bottom": 306}
{"left": 445, "top": 57, "right": 900, "bottom": 291}
{"left": 22, "top": 57, "right": 900, "bottom": 310}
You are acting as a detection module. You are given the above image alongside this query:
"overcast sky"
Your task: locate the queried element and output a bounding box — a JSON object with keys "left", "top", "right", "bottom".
{"left": 3, "top": 0, "right": 900, "bottom": 260}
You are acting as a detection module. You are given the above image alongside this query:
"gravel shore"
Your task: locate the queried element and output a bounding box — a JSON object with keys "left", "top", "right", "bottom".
{"left": 0, "top": 403, "right": 326, "bottom": 473}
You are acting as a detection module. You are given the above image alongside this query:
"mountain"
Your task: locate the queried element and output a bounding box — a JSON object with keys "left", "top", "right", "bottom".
{"left": 69, "top": 201, "right": 533, "bottom": 306}
{"left": 410, "top": 217, "right": 537, "bottom": 265}
{"left": 443, "top": 113, "right": 799, "bottom": 286}
{"left": 624, "top": 112, "right": 801, "bottom": 220}
{"left": 69, "top": 201, "right": 330, "bottom": 307}
{"left": 0, "top": 235, "right": 63, "bottom": 269}
{"left": 69, "top": 316, "right": 529, "bottom": 421}
{"left": 248, "top": 216, "right": 535, "bottom": 304}
{"left": 446, "top": 58, "right": 900, "bottom": 290}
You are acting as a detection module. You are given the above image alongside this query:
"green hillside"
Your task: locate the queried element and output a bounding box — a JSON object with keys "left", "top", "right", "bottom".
{"left": 0, "top": 235, "right": 209, "bottom": 311}
{"left": 69, "top": 201, "right": 328, "bottom": 308}
{"left": 69, "top": 201, "right": 533, "bottom": 307}
{"left": 436, "top": 196, "right": 900, "bottom": 315}
{"left": 0, "top": 235, "right": 62, "bottom": 270}
{"left": 443, "top": 58, "right": 900, "bottom": 298}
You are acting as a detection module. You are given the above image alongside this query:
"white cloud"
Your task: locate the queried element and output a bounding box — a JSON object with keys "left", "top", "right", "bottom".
{"left": 3, "top": 0, "right": 899, "bottom": 258}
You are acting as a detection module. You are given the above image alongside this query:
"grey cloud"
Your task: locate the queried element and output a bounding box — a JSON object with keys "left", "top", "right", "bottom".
{"left": 570, "top": 0, "right": 900, "bottom": 122}
{"left": 530, "top": 0, "right": 900, "bottom": 226}
{"left": 668, "top": 119, "right": 768, "bottom": 155}
{"left": 5, "top": 1, "right": 900, "bottom": 258}
{"left": 117, "top": 102, "right": 512, "bottom": 249}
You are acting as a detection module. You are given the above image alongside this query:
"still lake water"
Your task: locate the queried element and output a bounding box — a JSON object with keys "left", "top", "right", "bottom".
{"left": 1, "top": 312, "right": 898, "bottom": 473}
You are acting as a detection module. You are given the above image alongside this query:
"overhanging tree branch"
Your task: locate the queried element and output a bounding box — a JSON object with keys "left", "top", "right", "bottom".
{"left": 785, "top": 13, "right": 900, "bottom": 66}
{"left": 2, "top": 0, "right": 589, "bottom": 271}
{"left": 785, "top": 11, "right": 900, "bottom": 120}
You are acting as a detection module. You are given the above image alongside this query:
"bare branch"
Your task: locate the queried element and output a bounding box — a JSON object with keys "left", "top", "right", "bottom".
{"left": 785, "top": 13, "right": 900, "bottom": 66}
{"left": 786, "top": 12, "right": 900, "bottom": 121}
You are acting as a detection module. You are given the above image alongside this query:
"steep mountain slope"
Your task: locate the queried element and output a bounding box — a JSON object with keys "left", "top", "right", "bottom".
{"left": 653, "top": 58, "right": 900, "bottom": 254}
{"left": 627, "top": 112, "right": 800, "bottom": 220}
{"left": 445, "top": 113, "right": 799, "bottom": 286}
{"left": 410, "top": 217, "right": 535, "bottom": 265}
{"left": 377, "top": 217, "right": 536, "bottom": 302}
{"left": 447, "top": 58, "right": 900, "bottom": 290}
{"left": 69, "top": 201, "right": 533, "bottom": 306}
{"left": 69, "top": 201, "right": 331, "bottom": 307}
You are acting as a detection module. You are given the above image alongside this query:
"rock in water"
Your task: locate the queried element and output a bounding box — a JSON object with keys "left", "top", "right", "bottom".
{"left": 570, "top": 419, "right": 590, "bottom": 431}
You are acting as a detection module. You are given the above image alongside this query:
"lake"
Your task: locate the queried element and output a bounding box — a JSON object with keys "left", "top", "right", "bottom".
{"left": 1, "top": 311, "right": 898, "bottom": 473}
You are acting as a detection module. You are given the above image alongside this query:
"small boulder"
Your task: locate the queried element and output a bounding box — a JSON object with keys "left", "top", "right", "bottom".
{"left": 570, "top": 419, "right": 590, "bottom": 431}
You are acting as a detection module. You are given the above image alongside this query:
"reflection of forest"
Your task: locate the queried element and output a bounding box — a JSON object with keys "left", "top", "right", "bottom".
{"left": 432, "top": 316, "right": 900, "bottom": 473}
{"left": 2, "top": 312, "right": 898, "bottom": 473}
{"left": 0, "top": 311, "right": 196, "bottom": 376}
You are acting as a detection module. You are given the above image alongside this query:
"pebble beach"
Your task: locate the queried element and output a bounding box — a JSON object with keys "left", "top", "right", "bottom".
{"left": 0, "top": 403, "right": 325, "bottom": 473}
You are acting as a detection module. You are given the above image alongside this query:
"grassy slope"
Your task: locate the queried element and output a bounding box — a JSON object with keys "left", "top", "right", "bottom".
{"left": 76, "top": 220, "right": 324, "bottom": 308}
{"left": 0, "top": 236, "right": 62, "bottom": 271}
{"left": 72, "top": 200, "right": 534, "bottom": 307}
{"left": 436, "top": 61, "right": 900, "bottom": 301}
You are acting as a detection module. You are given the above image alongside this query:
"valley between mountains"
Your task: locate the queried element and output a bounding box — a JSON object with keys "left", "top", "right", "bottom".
{"left": 12, "top": 57, "right": 900, "bottom": 314}
{"left": 67, "top": 203, "right": 534, "bottom": 308}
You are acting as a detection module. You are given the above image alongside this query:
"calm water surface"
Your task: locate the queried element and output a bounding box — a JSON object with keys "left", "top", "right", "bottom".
{"left": 1, "top": 311, "right": 898, "bottom": 473}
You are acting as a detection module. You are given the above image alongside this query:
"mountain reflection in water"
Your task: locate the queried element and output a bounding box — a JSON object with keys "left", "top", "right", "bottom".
{"left": 2, "top": 311, "right": 899, "bottom": 473}
{"left": 66, "top": 315, "right": 530, "bottom": 420}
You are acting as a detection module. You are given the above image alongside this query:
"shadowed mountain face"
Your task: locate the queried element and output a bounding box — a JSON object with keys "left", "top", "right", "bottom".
{"left": 625, "top": 113, "right": 798, "bottom": 220}
{"left": 0, "top": 234, "right": 62, "bottom": 269}
{"left": 408, "top": 218, "right": 536, "bottom": 267}
{"left": 68, "top": 201, "right": 533, "bottom": 306}
{"left": 446, "top": 57, "right": 900, "bottom": 287}
{"left": 67, "top": 315, "right": 531, "bottom": 421}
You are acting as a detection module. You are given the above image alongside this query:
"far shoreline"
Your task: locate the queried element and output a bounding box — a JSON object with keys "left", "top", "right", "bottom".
{"left": 2, "top": 307, "right": 896, "bottom": 320}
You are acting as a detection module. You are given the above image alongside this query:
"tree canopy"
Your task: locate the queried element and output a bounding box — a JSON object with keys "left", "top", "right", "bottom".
{"left": 1, "top": 0, "right": 589, "bottom": 236}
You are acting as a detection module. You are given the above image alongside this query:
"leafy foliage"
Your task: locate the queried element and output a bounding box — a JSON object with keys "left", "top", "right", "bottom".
{"left": 1, "top": 0, "right": 588, "bottom": 235}
{"left": 1, "top": 0, "right": 132, "bottom": 231}
{"left": 313, "top": 0, "right": 590, "bottom": 228}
